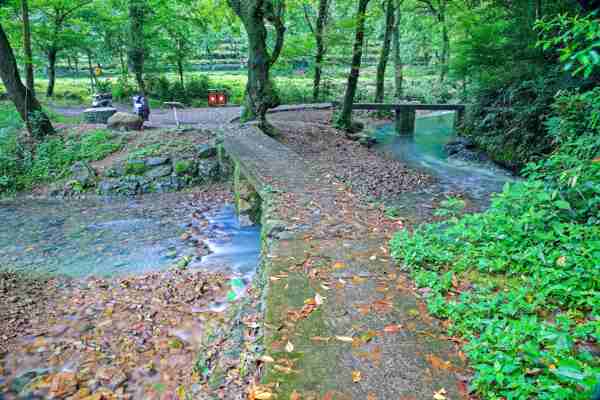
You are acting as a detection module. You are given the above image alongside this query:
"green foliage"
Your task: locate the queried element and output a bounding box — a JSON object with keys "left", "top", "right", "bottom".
{"left": 174, "top": 160, "right": 194, "bottom": 175}
{"left": 433, "top": 196, "right": 465, "bottom": 218}
{"left": 95, "top": 79, "right": 113, "bottom": 94}
{"left": 0, "top": 105, "right": 122, "bottom": 195}
{"left": 142, "top": 75, "right": 211, "bottom": 105}
{"left": 113, "top": 77, "right": 137, "bottom": 101}
{"left": 463, "top": 68, "right": 577, "bottom": 170}
{"left": 536, "top": 12, "right": 600, "bottom": 78}
{"left": 390, "top": 89, "right": 600, "bottom": 400}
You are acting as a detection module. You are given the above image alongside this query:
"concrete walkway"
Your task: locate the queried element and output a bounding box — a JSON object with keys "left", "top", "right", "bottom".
{"left": 222, "top": 124, "right": 467, "bottom": 399}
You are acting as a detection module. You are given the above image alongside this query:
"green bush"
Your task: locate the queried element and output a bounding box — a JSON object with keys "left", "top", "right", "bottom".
{"left": 390, "top": 89, "right": 600, "bottom": 400}
{"left": 113, "top": 77, "right": 136, "bottom": 101}
{"left": 0, "top": 109, "right": 123, "bottom": 195}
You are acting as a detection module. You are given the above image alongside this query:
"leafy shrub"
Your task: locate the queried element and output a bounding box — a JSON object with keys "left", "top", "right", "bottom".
{"left": 113, "top": 77, "right": 136, "bottom": 101}
{"left": 0, "top": 112, "right": 123, "bottom": 195}
{"left": 186, "top": 76, "right": 210, "bottom": 100}
{"left": 463, "top": 68, "right": 580, "bottom": 171}
{"left": 390, "top": 89, "right": 600, "bottom": 400}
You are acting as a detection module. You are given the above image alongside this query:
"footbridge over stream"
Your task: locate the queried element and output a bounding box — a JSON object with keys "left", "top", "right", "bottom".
{"left": 216, "top": 123, "right": 465, "bottom": 398}
{"left": 335, "top": 102, "right": 466, "bottom": 135}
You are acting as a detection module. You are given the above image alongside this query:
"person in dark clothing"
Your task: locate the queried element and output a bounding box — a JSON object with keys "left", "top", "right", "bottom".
{"left": 133, "top": 94, "right": 150, "bottom": 123}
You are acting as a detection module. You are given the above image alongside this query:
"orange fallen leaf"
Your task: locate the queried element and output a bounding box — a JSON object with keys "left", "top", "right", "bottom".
{"left": 290, "top": 390, "right": 301, "bottom": 400}
{"left": 384, "top": 324, "right": 403, "bottom": 333}
{"left": 352, "top": 370, "right": 362, "bottom": 383}
{"left": 333, "top": 261, "right": 346, "bottom": 270}
{"left": 367, "top": 393, "right": 377, "bottom": 400}
{"left": 427, "top": 354, "right": 452, "bottom": 371}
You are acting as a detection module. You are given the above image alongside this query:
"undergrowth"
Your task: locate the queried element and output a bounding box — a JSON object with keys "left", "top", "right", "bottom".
{"left": 391, "top": 88, "right": 600, "bottom": 399}
{"left": 0, "top": 103, "right": 123, "bottom": 193}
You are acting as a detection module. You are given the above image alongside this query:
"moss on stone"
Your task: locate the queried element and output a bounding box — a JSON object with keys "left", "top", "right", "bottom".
{"left": 174, "top": 160, "right": 194, "bottom": 176}
{"left": 124, "top": 160, "right": 147, "bottom": 175}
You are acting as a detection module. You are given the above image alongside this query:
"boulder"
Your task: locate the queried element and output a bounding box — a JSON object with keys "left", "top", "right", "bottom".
{"left": 124, "top": 159, "right": 147, "bottom": 175}
{"left": 197, "top": 159, "right": 220, "bottom": 182}
{"left": 70, "top": 161, "right": 96, "bottom": 188}
{"left": 145, "top": 156, "right": 170, "bottom": 167}
{"left": 107, "top": 112, "right": 143, "bottom": 131}
{"left": 83, "top": 107, "right": 117, "bottom": 124}
{"left": 144, "top": 164, "right": 172, "bottom": 179}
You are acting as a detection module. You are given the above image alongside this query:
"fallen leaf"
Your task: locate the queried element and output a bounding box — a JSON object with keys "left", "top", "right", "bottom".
{"left": 335, "top": 335, "right": 354, "bottom": 343}
{"left": 383, "top": 324, "right": 403, "bottom": 333}
{"left": 285, "top": 341, "right": 294, "bottom": 353}
{"left": 367, "top": 394, "right": 377, "bottom": 400}
{"left": 290, "top": 390, "right": 300, "bottom": 400}
{"left": 260, "top": 355, "right": 275, "bottom": 363}
{"left": 315, "top": 293, "right": 325, "bottom": 305}
{"left": 427, "top": 354, "right": 452, "bottom": 371}
{"left": 433, "top": 388, "right": 447, "bottom": 400}
{"left": 333, "top": 261, "right": 346, "bottom": 270}
{"left": 352, "top": 370, "right": 362, "bottom": 383}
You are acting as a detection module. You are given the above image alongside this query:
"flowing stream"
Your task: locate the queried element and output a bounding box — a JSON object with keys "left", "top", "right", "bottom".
{"left": 0, "top": 192, "right": 260, "bottom": 279}
{"left": 374, "top": 112, "right": 515, "bottom": 211}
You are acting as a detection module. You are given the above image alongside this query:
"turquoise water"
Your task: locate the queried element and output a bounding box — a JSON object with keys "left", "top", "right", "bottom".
{"left": 375, "top": 112, "right": 514, "bottom": 207}
{"left": 0, "top": 193, "right": 260, "bottom": 278}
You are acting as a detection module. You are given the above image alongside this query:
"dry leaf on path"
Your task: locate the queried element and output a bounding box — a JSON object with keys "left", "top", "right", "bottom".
{"left": 285, "top": 341, "right": 295, "bottom": 352}
{"left": 433, "top": 388, "right": 447, "bottom": 400}
{"left": 352, "top": 370, "right": 362, "bottom": 383}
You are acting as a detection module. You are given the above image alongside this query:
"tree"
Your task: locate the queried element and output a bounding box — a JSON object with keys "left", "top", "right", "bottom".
{"left": 227, "top": 0, "right": 286, "bottom": 135}
{"left": 34, "top": 0, "right": 94, "bottom": 97}
{"left": 336, "top": 0, "right": 371, "bottom": 132}
{"left": 21, "top": 0, "right": 34, "bottom": 95}
{"left": 0, "top": 21, "right": 54, "bottom": 138}
{"left": 304, "top": 0, "right": 331, "bottom": 101}
{"left": 374, "top": 0, "right": 395, "bottom": 102}
{"left": 392, "top": 0, "right": 403, "bottom": 98}
{"left": 129, "top": 0, "right": 146, "bottom": 94}
{"left": 418, "top": 0, "right": 450, "bottom": 82}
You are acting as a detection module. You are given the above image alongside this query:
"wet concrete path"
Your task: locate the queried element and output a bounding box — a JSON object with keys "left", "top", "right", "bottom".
{"left": 223, "top": 124, "right": 468, "bottom": 399}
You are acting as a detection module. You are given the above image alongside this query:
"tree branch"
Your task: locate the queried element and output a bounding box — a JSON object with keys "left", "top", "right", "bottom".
{"left": 303, "top": 3, "right": 315, "bottom": 35}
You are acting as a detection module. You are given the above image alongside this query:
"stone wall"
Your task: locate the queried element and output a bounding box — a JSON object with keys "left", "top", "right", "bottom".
{"left": 52, "top": 143, "right": 221, "bottom": 197}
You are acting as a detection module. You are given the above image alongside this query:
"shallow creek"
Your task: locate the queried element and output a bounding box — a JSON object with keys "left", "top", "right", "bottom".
{"left": 0, "top": 191, "right": 261, "bottom": 399}
{"left": 0, "top": 192, "right": 260, "bottom": 279}
{"left": 374, "top": 112, "right": 515, "bottom": 212}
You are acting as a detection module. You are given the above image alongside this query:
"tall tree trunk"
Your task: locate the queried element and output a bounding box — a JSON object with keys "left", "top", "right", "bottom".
{"left": 0, "top": 23, "right": 54, "bottom": 138}
{"left": 313, "top": 0, "right": 329, "bottom": 102}
{"left": 438, "top": 3, "right": 449, "bottom": 83}
{"left": 87, "top": 49, "right": 97, "bottom": 91}
{"left": 177, "top": 58, "right": 184, "bottom": 88}
{"left": 129, "top": 0, "right": 146, "bottom": 94}
{"left": 21, "top": 0, "right": 35, "bottom": 96}
{"left": 227, "top": 0, "right": 285, "bottom": 135}
{"left": 46, "top": 48, "right": 57, "bottom": 97}
{"left": 119, "top": 47, "right": 128, "bottom": 76}
{"left": 393, "top": 0, "right": 403, "bottom": 99}
{"left": 374, "top": 0, "right": 395, "bottom": 103}
{"left": 336, "top": 0, "right": 371, "bottom": 132}
{"left": 74, "top": 56, "right": 79, "bottom": 77}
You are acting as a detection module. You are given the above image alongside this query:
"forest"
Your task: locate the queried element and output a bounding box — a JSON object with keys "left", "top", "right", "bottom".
{"left": 0, "top": 0, "right": 599, "bottom": 399}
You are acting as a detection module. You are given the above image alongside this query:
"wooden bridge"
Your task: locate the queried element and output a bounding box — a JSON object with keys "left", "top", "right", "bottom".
{"left": 338, "top": 102, "right": 466, "bottom": 135}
